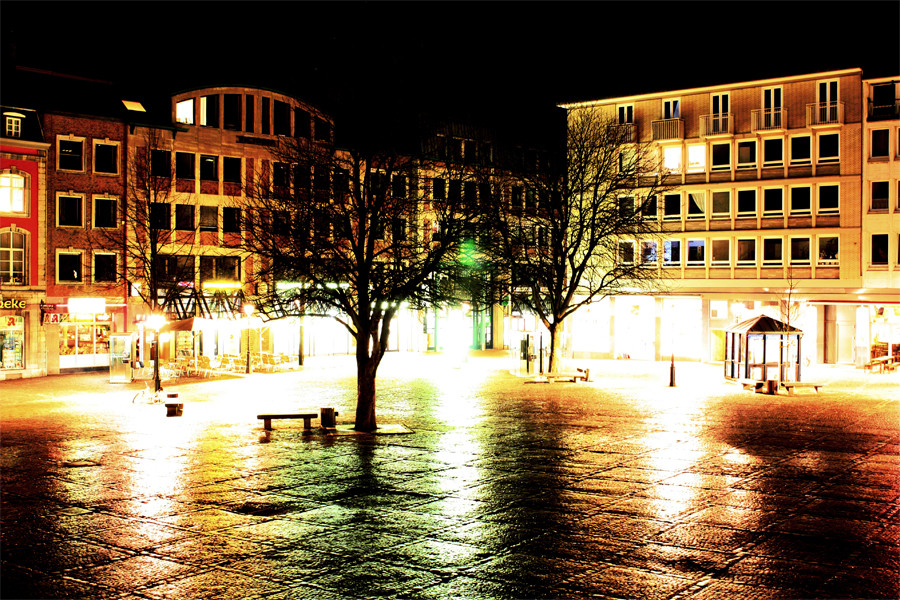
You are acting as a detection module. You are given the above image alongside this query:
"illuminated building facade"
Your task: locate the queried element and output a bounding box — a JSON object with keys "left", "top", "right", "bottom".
{"left": 563, "top": 69, "right": 900, "bottom": 365}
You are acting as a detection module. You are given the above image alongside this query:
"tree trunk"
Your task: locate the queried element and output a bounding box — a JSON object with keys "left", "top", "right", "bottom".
{"left": 547, "top": 322, "right": 561, "bottom": 374}
{"left": 354, "top": 340, "right": 378, "bottom": 432}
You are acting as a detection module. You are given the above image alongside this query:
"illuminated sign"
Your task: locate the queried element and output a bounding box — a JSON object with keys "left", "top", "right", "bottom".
{"left": 202, "top": 281, "right": 242, "bottom": 290}
{"left": 0, "top": 297, "right": 26, "bottom": 310}
{"left": 68, "top": 297, "right": 106, "bottom": 314}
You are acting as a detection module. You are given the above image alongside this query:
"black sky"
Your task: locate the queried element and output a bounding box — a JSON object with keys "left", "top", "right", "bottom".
{"left": 3, "top": 1, "right": 899, "bottom": 127}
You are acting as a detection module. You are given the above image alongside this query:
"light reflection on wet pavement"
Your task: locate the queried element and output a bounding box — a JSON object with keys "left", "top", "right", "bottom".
{"left": 1, "top": 352, "right": 898, "bottom": 599}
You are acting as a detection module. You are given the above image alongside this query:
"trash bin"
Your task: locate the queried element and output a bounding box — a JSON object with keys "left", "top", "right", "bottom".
{"left": 765, "top": 380, "right": 777, "bottom": 395}
{"left": 165, "top": 393, "right": 183, "bottom": 417}
{"left": 320, "top": 407, "right": 338, "bottom": 428}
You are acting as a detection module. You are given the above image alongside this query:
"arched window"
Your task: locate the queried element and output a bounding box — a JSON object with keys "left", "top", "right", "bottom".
{"left": 0, "top": 230, "right": 26, "bottom": 285}
{"left": 0, "top": 171, "right": 27, "bottom": 213}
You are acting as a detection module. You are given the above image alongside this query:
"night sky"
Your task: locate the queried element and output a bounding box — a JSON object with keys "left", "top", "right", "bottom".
{"left": 3, "top": 1, "right": 899, "bottom": 129}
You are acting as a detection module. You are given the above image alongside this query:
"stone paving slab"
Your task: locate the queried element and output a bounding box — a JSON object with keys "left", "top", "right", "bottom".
{"left": 1, "top": 353, "right": 898, "bottom": 599}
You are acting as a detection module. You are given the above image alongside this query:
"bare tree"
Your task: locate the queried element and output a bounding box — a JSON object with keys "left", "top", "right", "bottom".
{"left": 483, "top": 108, "right": 672, "bottom": 374}
{"left": 88, "top": 128, "right": 194, "bottom": 390}
{"left": 238, "top": 135, "right": 478, "bottom": 431}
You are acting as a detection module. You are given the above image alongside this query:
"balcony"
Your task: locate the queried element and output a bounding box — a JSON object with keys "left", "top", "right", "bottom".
{"left": 751, "top": 108, "right": 786, "bottom": 132}
{"left": 615, "top": 123, "right": 637, "bottom": 142}
{"left": 868, "top": 99, "right": 900, "bottom": 121}
{"left": 806, "top": 102, "right": 844, "bottom": 127}
{"left": 700, "top": 113, "right": 732, "bottom": 137}
{"left": 652, "top": 119, "right": 683, "bottom": 141}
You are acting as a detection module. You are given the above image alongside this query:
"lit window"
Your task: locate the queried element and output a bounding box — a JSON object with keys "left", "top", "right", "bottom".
{"left": 0, "top": 171, "right": 26, "bottom": 213}
{"left": 199, "top": 206, "right": 218, "bottom": 232}
{"left": 711, "top": 239, "right": 730, "bottom": 265}
{"left": 817, "top": 236, "right": 839, "bottom": 265}
{"left": 662, "top": 146, "right": 681, "bottom": 173}
{"left": 5, "top": 115, "right": 22, "bottom": 137}
{"left": 641, "top": 241, "right": 657, "bottom": 266}
{"left": 687, "top": 144, "right": 705, "bottom": 172}
{"left": 0, "top": 230, "right": 26, "bottom": 284}
{"left": 121, "top": 100, "right": 145, "bottom": 112}
{"left": 176, "top": 99, "right": 194, "bottom": 124}
{"left": 687, "top": 240, "right": 705, "bottom": 266}
{"left": 663, "top": 240, "right": 681, "bottom": 266}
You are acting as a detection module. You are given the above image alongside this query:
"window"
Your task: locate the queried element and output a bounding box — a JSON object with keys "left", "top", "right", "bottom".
{"left": 872, "top": 181, "right": 890, "bottom": 210}
{"left": 618, "top": 196, "right": 634, "bottom": 219}
{"left": 223, "top": 94, "right": 241, "bottom": 130}
{"left": 0, "top": 230, "right": 26, "bottom": 284}
{"left": 392, "top": 175, "right": 407, "bottom": 199}
{"left": 93, "top": 197, "right": 117, "bottom": 228}
{"left": 641, "top": 241, "right": 657, "bottom": 266}
{"left": 433, "top": 178, "right": 446, "bottom": 200}
{"left": 150, "top": 202, "right": 170, "bottom": 230}
{"left": 871, "top": 129, "right": 889, "bottom": 158}
{"left": 790, "top": 135, "right": 811, "bottom": 165}
{"left": 663, "top": 240, "right": 681, "bottom": 266}
{"left": 618, "top": 147, "right": 635, "bottom": 174}
{"left": 158, "top": 255, "right": 195, "bottom": 283}
{"left": 817, "top": 236, "right": 839, "bottom": 265}
{"left": 872, "top": 234, "right": 889, "bottom": 265}
{"left": 392, "top": 218, "right": 407, "bottom": 242}
{"left": 199, "top": 155, "right": 218, "bottom": 182}
{"left": 176, "top": 152, "right": 195, "bottom": 180}
{"left": 663, "top": 99, "right": 680, "bottom": 119}
{"left": 200, "top": 256, "right": 240, "bottom": 283}
{"left": 0, "top": 171, "right": 26, "bottom": 213}
{"left": 641, "top": 195, "right": 658, "bottom": 220}
{"left": 93, "top": 141, "right": 118, "bottom": 174}
{"left": 199, "top": 206, "right": 218, "bottom": 232}
{"left": 737, "top": 189, "right": 756, "bottom": 216}
{"left": 763, "top": 188, "right": 783, "bottom": 216}
{"left": 274, "top": 101, "right": 290, "bottom": 135}
{"left": 662, "top": 146, "right": 681, "bottom": 173}
{"left": 687, "top": 192, "right": 705, "bottom": 219}
{"left": 617, "top": 104, "right": 633, "bottom": 125}
{"left": 261, "top": 97, "right": 270, "bottom": 135}
{"left": 790, "top": 237, "right": 811, "bottom": 265}
{"left": 5, "top": 115, "right": 22, "bottom": 137}
{"left": 150, "top": 150, "right": 171, "bottom": 177}
{"left": 57, "top": 194, "right": 83, "bottom": 227}
{"left": 712, "top": 191, "right": 730, "bottom": 217}
{"left": 58, "top": 137, "right": 84, "bottom": 171}
{"left": 710, "top": 92, "right": 730, "bottom": 134}
{"left": 818, "top": 184, "right": 839, "bottom": 214}
{"left": 763, "top": 138, "right": 783, "bottom": 166}
{"left": 711, "top": 239, "right": 730, "bottom": 265}
{"left": 818, "top": 133, "right": 839, "bottom": 163}
{"left": 314, "top": 117, "right": 331, "bottom": 141}
{"left": 295, "top": 108, "right": 311, "bottom": 138}
{"left": 619, "top": 240, "right": 635, "bottom": 264}
{"left": 223, "top": 207, "right": 241, "bottom": 233}
{"left": 737, "top": 238, "right": 756, "bottom": 265}
{"left": 790, "top": 186, "right": 811, "bottom": 215}
{"left": 200, "top": 95, "right": 219, "bottom": 127}
{"left": 245, "top": 95, "right": 255, "bottom": 133}
{"left": 57, "top": 252, "right": 82, "bottom": 283}
{"left": 93, "top": 253, "right": 116, "bottom": 283}
{"left": 464, "top": 181, "right": 477, "bottom": 205}
{"left": 763, "top": 238, "right": 783, "bottom": 265}
{"left": 761, "top": 87, "right": 783, "bottom": 128}
{"left": 817, "top": 80, "right": 839, "bottom": 122}
{"left": 663, "top": 193, "right": 681, "bottom": 220}
{"left": 687, "top": 240, "right": 705, "bottom": 265}
{"left": 223, "top": 157, "right": 241, "bottom": 183}
{"left": 737, "top": 140, "right": 756, "bottom": 168}
{"left": 175, "top": 99, "right": 194, "bottom": 124}
{"left": 711, "top": 143, "right": 730, "bottom": 171}
{"left": 175, "top": 204, "right": 194, "bottom": 230}
{"left": 687, "top": 144, "right": 705, "bottom": 172}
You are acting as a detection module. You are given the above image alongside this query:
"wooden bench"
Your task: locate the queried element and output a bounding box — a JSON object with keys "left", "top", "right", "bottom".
{"left": 549, "top": 368, "right": 590, "bottom": 383}
{"left": 780, "top": 382, "right": 824, "bottom": 395}
{"left": 258, "top": 413, "right": 318, "bottom": 431}
{"left": 740, "top": 379, "right": 765, "bottom": 392}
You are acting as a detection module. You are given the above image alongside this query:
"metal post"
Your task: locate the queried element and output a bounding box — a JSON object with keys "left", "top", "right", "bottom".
{"left": 245, "top": 328, "right": 251, "bottom": 374}
{"left": 669, "top": 353, "right": 675, "bottom": 387}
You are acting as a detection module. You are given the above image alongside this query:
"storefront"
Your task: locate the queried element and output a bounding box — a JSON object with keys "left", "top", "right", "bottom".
{"left": 43, "top": 297, "right": 126, "bottom": 372}
{"left": 0, "top": 293, "right": 46, "bottom": 379}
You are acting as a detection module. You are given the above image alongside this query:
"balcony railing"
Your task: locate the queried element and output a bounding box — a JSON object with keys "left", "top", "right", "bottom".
{"left": 806, "top": 102, "right": 844, "bottom": 127}
{"left": 615, "top": 123, "right": 636, "bottom": 142}
{"left": 868, "top": 99, "right": 900, "bottom": 121}
{"left": 700, "top": 113, "right": 733, "bottom": 136}
{"left": 751, "top": 108, "right": 786, "bottom": 132}
{"left": 651, "top": 118, "right": 683, "bottom": 141}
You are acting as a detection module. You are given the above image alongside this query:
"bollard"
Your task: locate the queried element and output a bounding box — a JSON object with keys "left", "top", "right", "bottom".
{"left": 320, "top": 407, "right": 338, "bottom": 428}
{"left": 669, "top": 354, "right": 676, "bottom": 387}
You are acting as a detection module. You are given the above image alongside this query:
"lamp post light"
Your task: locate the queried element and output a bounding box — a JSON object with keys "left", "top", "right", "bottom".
{"left": 244, "top": 304, "right": 255, "bottom": 374}
{"left": 145, "top": 313, "right": 167, "bottom": 393}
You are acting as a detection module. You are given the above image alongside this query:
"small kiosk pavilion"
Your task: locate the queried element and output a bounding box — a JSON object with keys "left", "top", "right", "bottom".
{"left": 724, "top": 315, "right": 803, "bottom": 383}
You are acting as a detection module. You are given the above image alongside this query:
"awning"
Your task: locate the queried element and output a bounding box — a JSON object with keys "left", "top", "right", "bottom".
{"left": 727, "top": 315, "right": 802, "bottom": 335}
{"left": 159, "top": 317, "right": 207, "bottom": 333}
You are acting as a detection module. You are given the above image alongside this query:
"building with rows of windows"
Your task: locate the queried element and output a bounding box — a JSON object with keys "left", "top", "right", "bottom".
{"left": 561, "top": 68, "right": 899, "bottom": 367}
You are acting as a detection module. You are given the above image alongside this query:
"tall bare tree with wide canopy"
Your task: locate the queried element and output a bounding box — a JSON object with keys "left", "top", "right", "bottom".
{"left": 239, "top": 132, "right": 479, "bottom": 431}
{"left": 483, "top": 107, "right": 672, "bottom": 374}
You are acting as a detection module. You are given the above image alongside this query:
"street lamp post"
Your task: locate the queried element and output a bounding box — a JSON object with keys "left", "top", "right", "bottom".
{"left": 146, "top": 313, "right": 167, "bottom": 393}
{"left": 244, "top": 304, "right": 255, "bottom": 374}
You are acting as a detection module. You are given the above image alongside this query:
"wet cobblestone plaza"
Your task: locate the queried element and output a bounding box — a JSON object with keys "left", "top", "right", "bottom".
{"left": 1, "top": 352, "right": 898, "bottom": 599}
